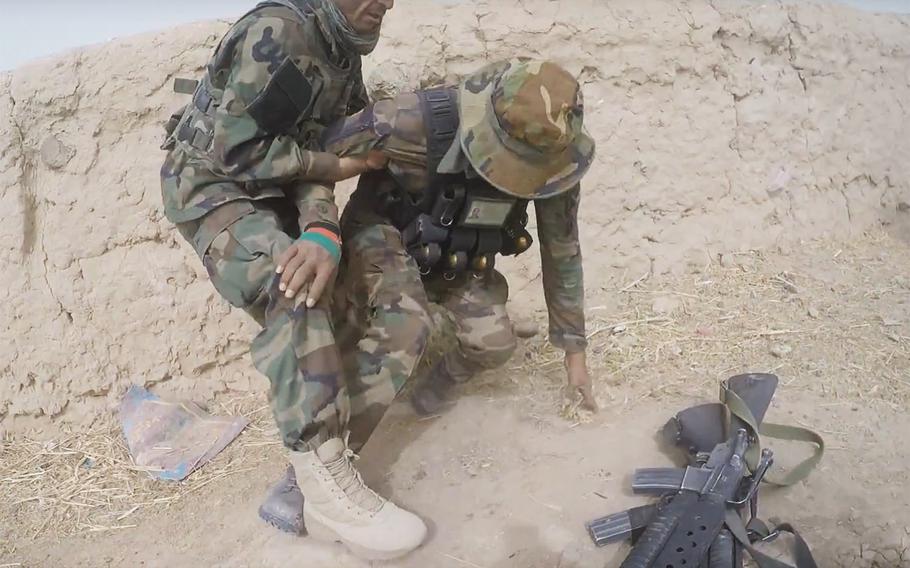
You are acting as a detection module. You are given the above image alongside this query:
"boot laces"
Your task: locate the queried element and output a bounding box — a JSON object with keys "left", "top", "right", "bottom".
{"left": 324, "top": 446, "right": 385, "bottom": 513}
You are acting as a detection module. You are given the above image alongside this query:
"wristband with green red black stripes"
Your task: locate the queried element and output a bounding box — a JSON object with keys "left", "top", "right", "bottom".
{"left": 305, "top": 221, "right": 341, "bottom": 237}
{"left": 298, "top": 231, "right": 341, "bottom": 262}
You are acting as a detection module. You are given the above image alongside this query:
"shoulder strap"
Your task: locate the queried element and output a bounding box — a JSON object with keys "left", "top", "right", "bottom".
{"left": 720, "top": 381, "right": 825, "bottom": 487}
{"left": 419, "top": 87, "right": 460, "bottom": 177}
{"left": 725, "top": 510, "right": 819, "bottom": 568}
{"left": 254, "top": 0, "right": 314, "bottom": 22}
{"left": 416, "top": 87, "right": 461, "bottom": 212}
{"left": 202, "top": 0, "right": 312, "bottom": 84}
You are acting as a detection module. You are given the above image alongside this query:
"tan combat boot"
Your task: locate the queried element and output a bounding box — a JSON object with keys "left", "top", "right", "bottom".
{"left": 288, "top": 437, "right": 427, "bottom": 560}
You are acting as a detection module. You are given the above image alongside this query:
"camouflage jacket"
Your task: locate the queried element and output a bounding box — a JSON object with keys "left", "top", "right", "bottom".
{"left": 160, "top": 1, "right": 367, "bottom": 252}
{"left": 323, "top": 92, "right": 588, "bottom": 353}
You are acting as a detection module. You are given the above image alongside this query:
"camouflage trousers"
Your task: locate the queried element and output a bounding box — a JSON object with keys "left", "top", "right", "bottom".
{"left": 334, "top": 200, "right": 518, "bottom": 447}
{"left": 179, "top": 198, "right": 517, "bottom": 452}
{"left": 177, "top": 198, "right": 349, "bottom": 452}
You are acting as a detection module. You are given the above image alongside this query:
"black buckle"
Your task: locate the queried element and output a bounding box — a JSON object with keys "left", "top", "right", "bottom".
{"left": 434, "top": 185, "right": 466, "bottom": 227}
{"left": 748, "top": 528, "right": 780, "bottom": 544}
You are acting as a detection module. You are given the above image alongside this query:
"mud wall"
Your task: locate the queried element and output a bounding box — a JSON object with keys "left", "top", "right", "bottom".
{"left": 1, "top": 0, "right": 908, "bottom": 432}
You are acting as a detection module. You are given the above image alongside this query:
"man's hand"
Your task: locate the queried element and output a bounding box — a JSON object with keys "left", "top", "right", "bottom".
{"left": 275, "top": 240, "right": 338, "bottom": 308}
{"left": 565, "top": 351, "right": 599, "bottom": 412}
{"left": 365, "top": 150, "right": 389, "bottom": 170}
{"left": 333, "top": 151, "right": 389, "bottom": 182}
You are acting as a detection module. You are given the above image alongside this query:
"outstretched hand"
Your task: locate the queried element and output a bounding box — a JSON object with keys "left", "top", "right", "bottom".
{"left": 565, "top": 351, "right": 599, "bottom": 412}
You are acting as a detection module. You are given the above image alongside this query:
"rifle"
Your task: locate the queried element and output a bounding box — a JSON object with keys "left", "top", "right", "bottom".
{"left": 586, "top": 374, "right": 824, "bottom": 568}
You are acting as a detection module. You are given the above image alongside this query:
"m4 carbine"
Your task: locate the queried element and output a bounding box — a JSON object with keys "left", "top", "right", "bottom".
{"left": 587, "top": 374, "right": 824, "bottom": 568}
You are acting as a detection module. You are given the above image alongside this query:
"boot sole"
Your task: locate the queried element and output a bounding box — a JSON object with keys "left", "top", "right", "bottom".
{"left": 258, "top": 507, "right": 306, "bottom": 536}
{"left": 303, "top": 510, "right": 417, "bottom": 561}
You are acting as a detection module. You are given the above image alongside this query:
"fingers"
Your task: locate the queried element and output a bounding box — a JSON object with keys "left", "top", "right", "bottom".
{"left": 306, "top": 262, "right": 335, "bottom": 308}
{"left": 279, "top": 247, "right": 308, "bottom": 292}
{"left": 366, "top": 150, "right": 389, "bottom": 170}
{"left": 276, "top": 244, "right": 300, "bottom": 277}
{"left": 276, "top": 243, "right": 303, "bottom": 276}
{"left": 275, "top": 241, "right": 339, "bottom": 303}
{"left": 577, "top": 384, "right": 600, "bottom": 413}
{"left": 565, "top": 362, "right": 599, "bottom": 413}
{"left": 285, "top": 258, "right": 317, "bottom": 299}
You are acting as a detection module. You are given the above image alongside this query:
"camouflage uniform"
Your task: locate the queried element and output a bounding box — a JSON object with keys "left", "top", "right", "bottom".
{"left": 323, "top": 59, "right": 594, "bottom": 443}
{"left": 160, "top": 0, "right": 372, "bottom": 451}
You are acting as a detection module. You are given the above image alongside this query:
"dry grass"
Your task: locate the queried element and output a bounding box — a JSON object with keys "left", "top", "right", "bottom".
{"left": 0, "top": 394, "right": 279, "bottom": 556}
{"left": 473, "top": 232, "right": 910, "bottom": 421}
{"left": 1, "top": 232, "right": 908, "bottom": 560}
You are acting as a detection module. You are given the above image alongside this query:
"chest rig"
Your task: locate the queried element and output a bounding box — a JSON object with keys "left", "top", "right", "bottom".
{"left": 382, "top": 88, "right": 534, "bottom": 280}
{"left": 162, "top": 0, "right": 364, "bottom": 158}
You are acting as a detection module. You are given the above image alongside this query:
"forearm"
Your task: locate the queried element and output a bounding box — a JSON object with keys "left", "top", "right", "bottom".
{"left": 536, "top": 186, "right": 588, "bottom": 353}
{"left": 286, "top": 182, "right": 340, "bottom": 232}
{"left": 542, "top": 255, "right": 588, "bottom": 353}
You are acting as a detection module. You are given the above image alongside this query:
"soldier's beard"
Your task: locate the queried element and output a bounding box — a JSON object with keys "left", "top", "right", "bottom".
{"left": 320, "top": 0, "right": 381, "bottom": 56}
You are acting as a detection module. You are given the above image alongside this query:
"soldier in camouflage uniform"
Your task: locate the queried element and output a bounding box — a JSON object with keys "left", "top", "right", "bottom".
{"left": 160, "top": 0, "right": 431, "bottom": 561}
{"left": 264, "top": 57, "right": 599, "bottom": 541}
{"left": 318, "top": 57, "right": 599, "bottom": 438}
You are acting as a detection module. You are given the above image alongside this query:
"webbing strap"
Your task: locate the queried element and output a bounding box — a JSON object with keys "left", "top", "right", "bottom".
{"left": 725, "top": 510, "right": 819, "bottom": 568}
{"left": 415, "top": 87, "right": 460, "bottom": 215}
{"left": 721, "top": 385, "right": 825, "bottom": 486}
{"left": 255, "top": 0, "right": 314, "bottom": 23}
{"left": 419, "top": 87, "right": 459, "bottom": 176}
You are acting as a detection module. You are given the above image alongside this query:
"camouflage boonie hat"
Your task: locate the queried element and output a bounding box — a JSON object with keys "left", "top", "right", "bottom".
{"left": 459, "top": 58, "right": 596, "bottom": 199}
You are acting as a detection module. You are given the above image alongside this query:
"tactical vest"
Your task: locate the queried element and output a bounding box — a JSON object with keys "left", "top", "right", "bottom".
{"left": 380, "top": 88, "right": 535, "bottom": 280}
{"left": 163, "top": 0, "right": 364, "bottom": 163}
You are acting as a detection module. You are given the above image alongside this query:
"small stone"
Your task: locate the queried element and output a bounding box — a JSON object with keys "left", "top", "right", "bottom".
{"left": 684, "top": 248, "right": 708, "bottom": 275}
{"left": 39, "top": 135, "right": 75, "bottom": 169}
{"left": 513, "top": 320, "right": 540, "bottom": 339}
{"left": 807, "top": 305, "right": 820, "bottom": 319}
{"left": 770, "top": 343, "right": 792, "bottom": 358}
{"left": 612, "top": 324, "right": 627, "bottom": 335}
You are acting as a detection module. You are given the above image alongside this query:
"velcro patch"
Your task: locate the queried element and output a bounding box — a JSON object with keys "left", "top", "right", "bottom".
{"left": 247, "top": 58, "right": 323, "bottom": 134}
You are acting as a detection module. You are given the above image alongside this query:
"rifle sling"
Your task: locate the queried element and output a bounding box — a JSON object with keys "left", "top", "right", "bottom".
{"left": 725, "top": 510, "right": 819, "bottom": 568}
{"left": 720, "top": 384, "right": 825, "bottom": 486}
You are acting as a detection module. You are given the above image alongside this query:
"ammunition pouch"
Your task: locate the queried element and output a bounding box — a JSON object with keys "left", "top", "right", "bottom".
{"left": 161, "top": 76, "right": 219, "bottom": 153}
{"left": 380, "top": 87, "right": 534, "bottom": 279}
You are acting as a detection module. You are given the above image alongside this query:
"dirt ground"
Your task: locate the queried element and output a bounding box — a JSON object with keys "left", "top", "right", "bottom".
{"left": 3, "top": 229, "right": 910, "bottom": 568}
